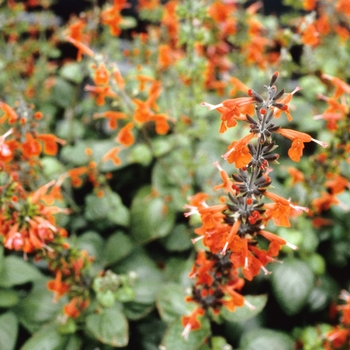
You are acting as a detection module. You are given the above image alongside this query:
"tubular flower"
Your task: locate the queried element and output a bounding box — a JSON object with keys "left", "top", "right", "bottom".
{"left": 277, "top": 128, "right": 327, "bottom": 162}
{"left": 184, "top": 72, "right": 321, "bottom": 338}
{"left": 116, "top": 122, "right": 135, "bottom": 146}
{"left": 181, "top": 307, "right": 205, "bottom": 340}
{"left": 322, "top": 73, "right": 350, "bottom": 98}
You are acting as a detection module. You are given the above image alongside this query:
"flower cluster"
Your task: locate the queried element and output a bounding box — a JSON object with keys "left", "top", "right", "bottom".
{"left": 0, "top": 101, "right": 93, "bottom": 319}
{"left": 182, "top": 72, "right": 327, "bottom": 338}
{"left": 325, "top": 290, "right": 350, "bottom": 349}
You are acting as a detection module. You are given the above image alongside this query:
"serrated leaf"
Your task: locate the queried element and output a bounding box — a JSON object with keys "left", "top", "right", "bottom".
{"left": 0, "top": 256, "right": 42, "bottom": 288}
{"left": 221, "top": 295, "right": 268, "bottom": 323}
{"left": 161, "top": 317, "right": 211, "bottom": 350}
{"left": 130, "top": 186, "right": 175, "bottom": 244}
{"left": 104, "top": 231, "right": 134, "bottom": 266}
{"left": 156, "top": 283, "right": 189, "bottom": 323}
{"left": 240, "top": 328, "right": 294, "bottom": 350}
{"left": 0, "top": 312, "right": 18, "bottom": 350}
{"left": 271, "top": 258, "right": 314, "bottom": 315}
{"left": 86, "top": 305, "right": 128, "bottom": 347}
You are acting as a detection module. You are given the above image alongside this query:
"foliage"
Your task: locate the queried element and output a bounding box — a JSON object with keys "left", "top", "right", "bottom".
{"left": 0, "top": 0, "right": 349, "bottom": 349}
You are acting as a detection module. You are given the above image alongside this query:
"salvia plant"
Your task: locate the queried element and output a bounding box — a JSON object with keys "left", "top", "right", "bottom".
{"left": 182, "top": 72, "right": 327, "bottom": 339}
{"left": 0, "top": 0, "right": 350, "bottom": 349}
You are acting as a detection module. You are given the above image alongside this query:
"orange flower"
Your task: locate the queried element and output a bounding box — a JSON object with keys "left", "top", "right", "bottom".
{"left": 322, "top": 74, "right": 350, "bottom": 98}
{"left": 102, "top": 146, "right": 121, "bottom": 165}
{"left": 93, "top": 63, "right": 109, "bottom": 86}
{"left": 301, "top": 23, "right": 319, "bottom": 46}
{"left": 222, "top": 133, "right": 255, "bottom": 168}
{"left": 94, "top": 111, "right": 127, "bottom": 130}
{"left": 158, "top": 44, "right": 173, "bottom": 69}
{"left": 288, "top": 167, "right": 305, "bottom": 185}
{"left": 0, "top": 102, "right": 18, "bottom": 123}
{"left": 312, "top": 192, "right": 340, "bottom": 213}
{"left": 303, "top": 0, "right": 317, "bottom": 10}
{"left": 181, "top": 307, "right": 205, "bottom": 340}
{"left": 149, "top": 114, "right": 170, "bottom": 135}
{"left": 277, "top": 128, "right": 327, "bottom": 162}
{"left": 273, "top": 86, "right": 301, "bottom": 121}
{"left": 84, "top": 85, "right": 117, "bottom": 106}
{"left": 68, "top": 166, "right": 88, "bottom": 187}
{"left": 47, "top": 270, "right": 70, "bottom": 302}
{"left": 66, "top": 37, "right": 94, "bottom": 61}
{"left": 336, "top": 0, "right": 350, "bottom": 16}
{"left": 63, "top": 297, "right": 90, "bottom": 318}
{"left": 116, "top": 122, "right": 135, "bottom": 146}
{"left": 101, "top": 0, "right": 129, "bottom": 36}
{"left": 325, "top": 174, "right": 349, "bottom": 195}
{"left": 37, "top": 134, "right": 66, "bottom": 156}
{"left": 22, "top": 132, "right": 42, "bottom": 158}
{"left": 264, "top": 191, "right": 308, "bottom": 227}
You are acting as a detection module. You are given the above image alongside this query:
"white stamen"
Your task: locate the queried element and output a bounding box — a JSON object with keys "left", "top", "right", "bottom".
{"left": 311, "top": 138, "right": 328, "bottom": 148}
{"left": 222, "top": 147, "right": 235, "bottom": 160}
{"left": 244, "top": 256, "right": 249, "bottom": 269}
{"left": 286, "top": 241, "right": 298, "bottom": 250}
{"left": 181, "top": 324, "right": 192, "bottom": 340}
{"left": 184, "top": 205, "right": 199, "bottom": 217}
{"left": 191, "top": 236, "right": 204, "bottom": 244}
{"left": 244, "top": 299, "right": 256, "bottom": 311}
{"left": 261, "top": 265, "right": 271, "bottom": 275}
{"left": 221, "top": 242, "right": 229, "bottom": 255}
{"left": 290, "top": 203, "right": 309, "bottom": 213}
{"left": 201, "top": 101, "right": 223, "bottom": 111}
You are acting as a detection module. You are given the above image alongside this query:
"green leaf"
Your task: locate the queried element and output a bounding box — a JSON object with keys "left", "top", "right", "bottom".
{"left": 221, "top": 295, "right": 268, "bottom": 323}
{"left": 56, "top": 120, "right": 85, "bottom": 140}
{"left": 114, "top": 247, "right": 163, "bottom": 304}
{"left": 41, "top": 157, "right": 66, "bottom": 180}
{"left": 128, "top": 144, "right": 152, "bottom": 166}
{"left": 156, "top": 283, "right": 189, "bottom": 324}
{"left": 85, "top": 190, "right": 130, "bottom": 227}
{"left": 60, "top": 62, "right": 84, "bottom": 84}
{"left": 86, "top": 305, "right": 129, "bottom": 347}
{"left": 0, "top": 312, "right": 18, "bottom": 350}
{"left": 123, "top": 302, "right": 154, "bottom": 321}
{"left": 0, "top": 289, "right": 20, "bottom": 307}
{"left": 130, "top": 186, "right": 175, "bottom": 244}
{"left": 0, "top": 256, "right": 42, "bottom": 288}
{"left": 240, "top": 328, "right": 295, "bottom": 350}
{"left": 76, "top": 231, "right": 104, "bottom": 262}
{"left": 21, "top": 323, "right": 65, "bottom": 350}
{"left": 0, "top": 245, "right": 5, "bottom": 275}
{"left": 14, "top": 278, "right": 63, "bottom": 333}
{"left": 51, "top": 78, "right": 74, "bottom": 108}
{"left": 271, "top": 258, "right": 314, "bottom": 315}
{"left": 104, "top": 231, "right": 134, "bottom": 266}
{"left": 160, "top": 224, "right": 192, "bottom": 252}
{"left": 161, "top": 317, "right": 211, "bottom": 350}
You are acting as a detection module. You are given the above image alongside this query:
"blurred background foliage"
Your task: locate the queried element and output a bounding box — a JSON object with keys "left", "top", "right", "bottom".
{"left": 0, "top": 0, "right": 349, "bottom": 349}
